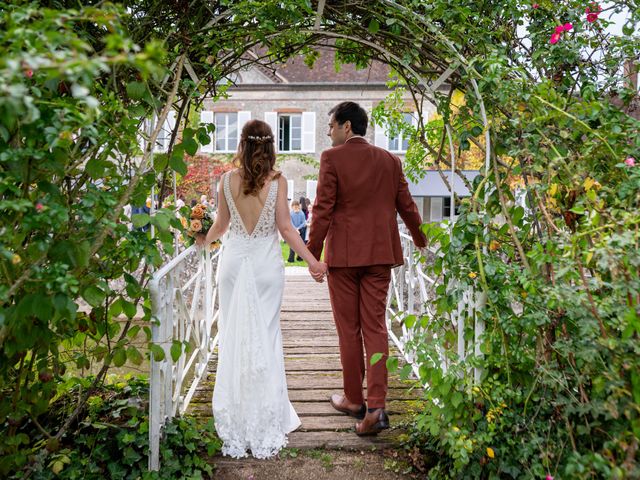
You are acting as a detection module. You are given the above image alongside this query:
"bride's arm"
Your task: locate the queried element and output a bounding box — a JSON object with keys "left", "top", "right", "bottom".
{"left": 275, "top": 176, "right": 325, "bottom": 271}
{"left": 198, "top": 177, "right": 230, "bottom": 245}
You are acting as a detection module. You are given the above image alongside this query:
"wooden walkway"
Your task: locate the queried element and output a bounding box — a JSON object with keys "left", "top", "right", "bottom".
{"left": 189, "top": 273, "right": 421, "bottom": 450}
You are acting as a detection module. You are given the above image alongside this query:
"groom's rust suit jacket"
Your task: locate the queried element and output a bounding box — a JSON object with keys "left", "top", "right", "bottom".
{"left": 308, "top": 136, "right": 427, "bottom": 267}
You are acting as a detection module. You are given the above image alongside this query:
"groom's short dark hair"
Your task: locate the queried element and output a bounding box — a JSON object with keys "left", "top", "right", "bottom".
{"left": 329, "top": 102, "right": 368, "bottom": 136}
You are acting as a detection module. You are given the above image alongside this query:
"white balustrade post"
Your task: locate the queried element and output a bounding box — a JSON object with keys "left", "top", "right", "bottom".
{"left": 148, "top": 277, "right": 163, "bottom": 471}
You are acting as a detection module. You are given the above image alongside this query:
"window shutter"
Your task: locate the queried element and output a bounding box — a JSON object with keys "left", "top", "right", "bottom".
{"left": 301, "top": 112, "right": 316, "bottom": 153}
{"left": 287, "top": 179, "right": 294, "bottom": 201}
{"left": 138, "top": 119, "right": 149, "bottom": 155}
{"left": 374, "top": 122, "right": 389, "bottom": 150}
{"left": 237, "top": 111, "right": 251, "bottom": 131}
{"left": 264, "top": 112, "right": 278, "bottom": 149}
{"left": 154, "top": 111, "right": 175, "bottom": 153}
{"left": 430, "top": 197, "right": 443, "bottom": 222}
{"left": 200, "top": 111, "right": 214, "bottom": 153}
{"left": 306, "top": 180, "right": 318, "bottom": 201}
{"left": 165, "top": 110, "right": 176, "bottom": 152}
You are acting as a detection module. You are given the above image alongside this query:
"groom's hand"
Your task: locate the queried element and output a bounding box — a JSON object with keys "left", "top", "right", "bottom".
{"left": 309, "top": 261, "right": 328, "bottom": 283}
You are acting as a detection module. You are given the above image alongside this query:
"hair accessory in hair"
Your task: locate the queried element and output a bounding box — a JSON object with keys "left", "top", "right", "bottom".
{"left": 245, "top": 135, "right": 273, "bottom": 144}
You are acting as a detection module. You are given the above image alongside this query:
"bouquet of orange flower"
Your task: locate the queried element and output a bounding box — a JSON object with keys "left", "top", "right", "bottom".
{"left": 187, "top": 203, "right": 220, "bottom": 248}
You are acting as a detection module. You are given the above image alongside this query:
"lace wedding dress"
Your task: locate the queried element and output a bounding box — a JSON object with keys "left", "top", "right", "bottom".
{"left": 213, "top": 174, "right": 301, "bottom": 459}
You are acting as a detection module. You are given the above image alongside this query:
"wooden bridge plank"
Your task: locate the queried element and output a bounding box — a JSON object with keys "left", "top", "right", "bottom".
{"left": 187, "top": 274, "right": 420, "bottom": 453}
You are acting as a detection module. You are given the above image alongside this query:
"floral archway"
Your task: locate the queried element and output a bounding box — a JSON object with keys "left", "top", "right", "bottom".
{"left": 1, "top": 0, "right": 638, "bottom": 478}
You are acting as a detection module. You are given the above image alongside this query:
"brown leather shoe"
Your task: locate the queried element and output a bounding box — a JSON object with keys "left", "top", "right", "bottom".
{"left": 355, "top": 408, "right": 390, "bottom": 436}
{"left": 329, "top": 394, "right": 366, "bottom": 420}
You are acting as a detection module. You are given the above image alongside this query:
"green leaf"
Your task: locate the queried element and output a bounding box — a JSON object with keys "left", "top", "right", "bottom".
{"left": 83, "top": 286, "right": 105, "bottom": 307}
{"left": 153, "top": 153, "right": 168, "bottom": 171}
{"left": 150, "top": 212, "right": 170, "bottom": 230}
{"left": 169, "top": 148, "right": 188, "bottom": 175}
{"left": 126, "top": 346, "right": 143, "bottom": 365}
{"left": 404, "top": 314, "right": 416, "bottom": 328}
{"left": 149, "top": 343, "right": 165, "bottom": 361}
{"left": 131, "top": 213, "right": 150, "bottom": 228}
{"left": 182, "top": 137, "right": 198, "bottom": 156}
{"left": 370, "top": 352, "right": 383, "bottom": 365}
{"left": 386, "top": 356, "right": 398, "bottom": 372}
{"left": 368, "top": 19, "right": 380, "bottom": 34}
{"left": 121, "top": 300, "right": 137, "bottom": 319}
{"left": 126, "top": 81, "right": 146, "bottom": 100}
{"left": 127, "top": 325, "right": 141, "bottom": 339}
{"left": 569, "top": 205, "right": 585, "bottom": 215}
{"left": 113, "top": 347, "right": 126, "bottom": 367}
{"left": 399, "top": 364, "right": 413, "bottom": 380}
{"left": 109, "top": 297, "right": 123, "bottom": 317}
{"left": 512, "top": 206, "right": 525, "bottom": 225}
{"left": 451, "top": 391, "right": 463, "bottom": 408}
{"left": 170, "top": 341, "right": 182, "bottom": 362}
{"left": 32, "top": 295, "right": 54, "bottom": 320}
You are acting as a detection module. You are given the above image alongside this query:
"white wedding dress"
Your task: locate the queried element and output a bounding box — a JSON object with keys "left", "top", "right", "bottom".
{"left": 212, "top": 174, "right": 301, "bottom": 459}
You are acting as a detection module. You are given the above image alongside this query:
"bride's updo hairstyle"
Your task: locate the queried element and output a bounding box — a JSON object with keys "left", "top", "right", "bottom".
{"left": 234, "top": 119, "right": 281, "bottom": 196}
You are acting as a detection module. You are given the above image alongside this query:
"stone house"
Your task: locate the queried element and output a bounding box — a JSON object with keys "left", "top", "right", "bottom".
{"left": 152, "top": 48, "right": 476, "bottom": 222}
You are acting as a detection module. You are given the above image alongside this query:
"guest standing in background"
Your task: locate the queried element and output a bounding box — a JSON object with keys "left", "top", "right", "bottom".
{"left": 288, "top": 200, "right": 306, "bottom": 262}
{"left": 305, "top": 204, "right": 313, "bottom": 242}
{"left": 299, "top": 196, "right": 308, "bottom": 219}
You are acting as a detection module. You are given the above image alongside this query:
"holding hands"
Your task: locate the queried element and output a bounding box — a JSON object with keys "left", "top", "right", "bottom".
{"left": 309, "top": 261, "right": 328, "bottom": 283}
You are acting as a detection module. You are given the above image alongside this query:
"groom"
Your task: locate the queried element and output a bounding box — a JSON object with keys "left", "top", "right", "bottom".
{"left": 308, "top": 102, "right": 427, "bottom": 435}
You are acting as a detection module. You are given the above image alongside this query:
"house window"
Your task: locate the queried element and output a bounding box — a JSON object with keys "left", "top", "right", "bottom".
{"left": 388, "top": 113, "right": 414, "bottom": 152}
{"left": 443, "top": 197, "right": 460, "bottom": 218}
{"left": 278, "top": 114, "right": 302, "bottom": 152}
{"left": 214, "top": 113, "right": 238, "bottom": 152}
{"left": 155, "top": 121, "right": 170, "bottom": 152}
{"left": 144, "top": 111, "right": 175, "bottom": 153}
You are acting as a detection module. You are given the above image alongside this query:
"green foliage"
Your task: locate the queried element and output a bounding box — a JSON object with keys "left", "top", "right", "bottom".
{"left": 371, "top": 1, "right": 640, "bottom": 478}
{"left": 7, "top": 376, "right": 220, "bottom": 479}
{"left": 0, "top": 2, "right": 203, "bottom": 475}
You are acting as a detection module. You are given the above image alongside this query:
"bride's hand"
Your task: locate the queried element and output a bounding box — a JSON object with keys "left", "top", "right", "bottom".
{"left": 195, "top": 233, "right": 208, "bottom": 248}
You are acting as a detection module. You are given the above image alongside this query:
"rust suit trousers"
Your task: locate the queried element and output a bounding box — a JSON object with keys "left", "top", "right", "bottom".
{"left": 327, "top": 265, "right": 391, "bottom": 409}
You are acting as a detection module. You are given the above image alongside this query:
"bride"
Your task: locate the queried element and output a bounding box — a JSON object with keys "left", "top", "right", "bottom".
{"left": 196, "top": 120, "right": 328, "bottom": 459}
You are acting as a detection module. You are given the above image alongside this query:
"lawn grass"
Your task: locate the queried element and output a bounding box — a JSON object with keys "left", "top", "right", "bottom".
{"left": 280, "top": 240, "right": 307, "bottom": 267}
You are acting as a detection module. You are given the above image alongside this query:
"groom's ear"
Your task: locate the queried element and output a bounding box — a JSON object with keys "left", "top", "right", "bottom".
{"left": 344, "top": 120, "right": 352, "bottom": 133}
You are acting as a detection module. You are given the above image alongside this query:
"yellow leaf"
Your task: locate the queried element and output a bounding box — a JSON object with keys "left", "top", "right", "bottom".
{"left": 51, "top": 460, "right": 65, "bottom": 475}
{"left": 549, "top": 184, "right": 558, "bottom": 196}
{"left": 586, "top": 251, "right": 594, "bottom": 265}
{"left": 487, "top": 447, "right": 495, "bottom": 459}
{"left": 583, "top": 177, "right": 595, "bottom": 191}
{"left": 451, "top": 89, "right": 466, "bottom": 108}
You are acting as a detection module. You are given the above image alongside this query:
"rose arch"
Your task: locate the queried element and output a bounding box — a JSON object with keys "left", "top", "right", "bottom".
{"left": 143, "top": 0, "right": 495, "bottom": 470}
{"left": 2, "top": 1, "right": 638, "bottom": 478}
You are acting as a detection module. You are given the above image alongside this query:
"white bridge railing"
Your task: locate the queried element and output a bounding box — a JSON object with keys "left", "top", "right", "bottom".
{"left": 147, "top": 245, "right": 222, "bottom": 471}
{"left": 386, "top": 230, "right": 485, "bottom": 385}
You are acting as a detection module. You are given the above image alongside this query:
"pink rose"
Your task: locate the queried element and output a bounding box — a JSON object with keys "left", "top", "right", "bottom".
{"left": 563, "top": 22, "right": 573, "bottom": 31}
{"left": 586, "top": 4, "right": 602, "bottom": 23}
{"left": 35, "top": 202, "right": 43, "bottom": 211}
{"left": 546, "top": 476, "right": 554, "bottom": 480}
{"left": 533, "top": 3, "right": 539, "bottom": 9}
{"left": 555, "top": 25, "right": 565, "bottom": 34}
{"left": 550, "top": 32, "right": 562, "bottom": 44}
{"left": 25, "top": 69, "right": 33, "bottom": 78}
{"left": 624, "top": 157, "right": 636, "bottom": 167}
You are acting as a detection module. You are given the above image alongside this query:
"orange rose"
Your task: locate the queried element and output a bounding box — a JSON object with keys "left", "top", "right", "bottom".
{"left": 190, "top": 219, "right": 202, "bottom": 232}
{"left": 191, "top": 205, "right": 206, "bottom": 219}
